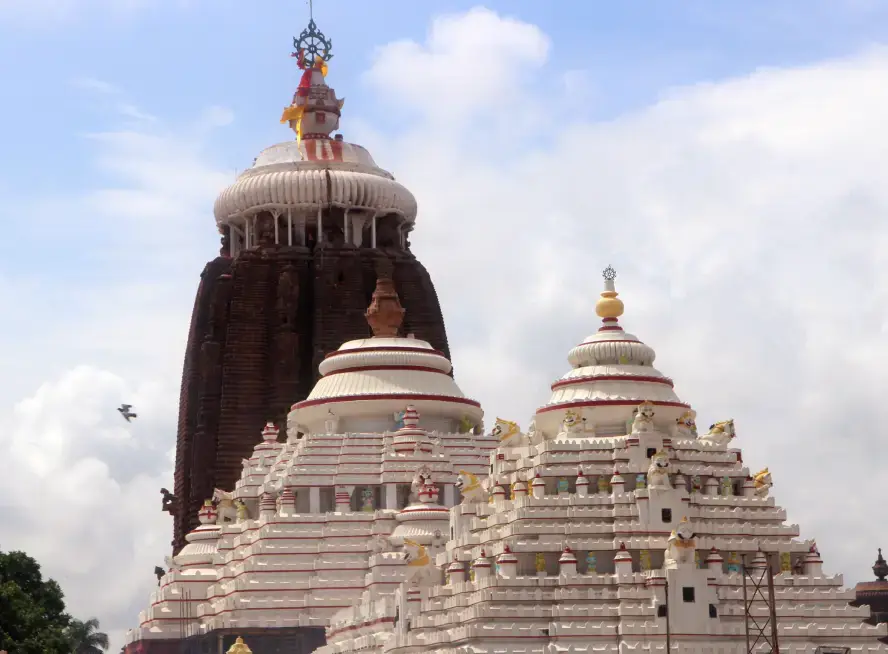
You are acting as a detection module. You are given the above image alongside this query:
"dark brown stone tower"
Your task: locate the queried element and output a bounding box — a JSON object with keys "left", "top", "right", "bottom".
{"left": 164, "top": 23, "right": 449, "bottom": 553}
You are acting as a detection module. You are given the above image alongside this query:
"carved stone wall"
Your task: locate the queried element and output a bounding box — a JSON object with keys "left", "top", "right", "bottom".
{"left": 171, "top": 245, "right": 449, "bottom": 551}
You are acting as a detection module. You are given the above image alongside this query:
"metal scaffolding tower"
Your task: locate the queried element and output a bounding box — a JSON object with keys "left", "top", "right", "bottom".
{"left": 742, "top": 552, "right": 780, "bottom": 654}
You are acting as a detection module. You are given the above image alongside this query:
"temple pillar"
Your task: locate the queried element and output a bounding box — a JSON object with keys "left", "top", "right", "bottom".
{"left": 286, "top": 209, "right": 293, "bottom": 246}
{"left": 317, "top": 207, "right": 324, "bottom": 244}
{"left": 273, "top": 210, "right": 280, "bottom": 244}
{"left": 343, "top": 209, "right": 350, "bottom": 245}
{"left": 371, "top": 213, "right": 377, "bottom": 248}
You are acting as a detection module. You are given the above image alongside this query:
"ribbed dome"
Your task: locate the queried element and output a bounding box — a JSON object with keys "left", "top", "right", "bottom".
{"left": 535, "top": 269, "right": 688, "bottom": 436}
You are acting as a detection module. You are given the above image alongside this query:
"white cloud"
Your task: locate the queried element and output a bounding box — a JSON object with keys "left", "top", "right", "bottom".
{"left": 360, "top": 17, "right": 888, "bottom": 590}
{"left": 4, "top": 7, "right": 888, "bottom": 652}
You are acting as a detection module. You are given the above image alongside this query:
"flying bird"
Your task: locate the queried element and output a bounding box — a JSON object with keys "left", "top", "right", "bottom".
{"left": 118, "top": 404, "right": 137, "bottom": 422}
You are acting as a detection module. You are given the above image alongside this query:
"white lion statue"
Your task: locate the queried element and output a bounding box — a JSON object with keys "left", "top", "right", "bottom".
{"left": 455, "top": 470, "right": 487, "bottom": 504}
{"left": 753, "top": 467, "right": 773, "bottom": 498}
{"left": 557, "top": 409, "right": 593, "bottom": 438}
{"left": 647, "top": 451, "right": 672, "bottom": 490}
{"left": 697, "top": 419, "right": 735, "bottom": 448}
{"left": 674, "top": 410, "right": 698, "bottom": 439}
{"left": 410, "top": 465, "right": 433, "bottom": 501}
{"left": 370, "top": 534, "right": 393, "bottom": 555}
{"left": 402, "top": 539, "right": 440, "bottom": 586}
{"left": 631, "top": 401, "right": 656, "bottom": 434}
{"left": 213, "top": 488, "right": 237, "bottom": 525}
{"left": 664, "top": 517, "right": 697, "bottom": 568}
{"left": 491, "top": 417, "right": 524, "bottom": 448}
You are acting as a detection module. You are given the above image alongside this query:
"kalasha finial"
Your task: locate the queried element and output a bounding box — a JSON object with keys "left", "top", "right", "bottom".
{"left": 365, "top": 278, "right": 405, "bottom": 337}
{"left": 874, "top": 548, "right": 888, "bottom": 582}
{"left": 227, "top": 637, "right": 253, "bottom": 654}
{"left": 595, "top": 263, "right": 625, "bottom": 319}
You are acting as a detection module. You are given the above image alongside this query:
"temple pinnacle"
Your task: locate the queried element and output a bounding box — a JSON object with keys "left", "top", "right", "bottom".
{"left": 595, "top": 264, "right": 624, "bottom": 319}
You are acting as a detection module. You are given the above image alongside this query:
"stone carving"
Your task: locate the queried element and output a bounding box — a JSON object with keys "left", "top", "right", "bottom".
{"left": 256, "top": 214, "right": 276, "bottom": 248}
{"left": 691, "top": 475, "right": 703, "bottom": 493}
{"left": 213, "top": 489, "right": 237, "bottom": 524}
{"left": 753, "top": 467, "right": 773, "bottom": 498}
{"left": 370, "top": 535, "right": 392, "bottom": 554}
{"left": 361, "top": 488, "right": 374, "bottom": 512}
{"left": 558, "top": 409, "right": 590, "bottom": 437}
{"left": 160, "top": 488, "right": 177, "bottom": 514}
{"left": 597, "top": 475, "right": 610, "bottom": 494}
{"left": 647, "top": 450, "right": 672, "bottom": 490}
{"left": 557, "top": 478, "right": 570, "bottom": 494}
{"left": 457, "top": 415, "right": 474, "bottom": 434}
{"left": 491, "top": 417, "right": 523, "bottom": 448}
{"left": 218, "top": 225, "right": 230, "bottom": 257}
{"left": 455, "top": 470, "right": 486, "bottom": 504}
{"left": 365, "top": 277, "right": 405, "bottom": 337}
{"left": 586, "top": 551, "right": 597, "bottom": 573}
{"left": 276, "top": 265, "right": 299, "bottom": 328}
{"left": 674, "top": 410, "right": 698, "bottom": 438}
{"left": 410, "top": 465, "right": 432, "bottom": 500}
{"left": 697, "top": 419, "right": 735, "bottom": 447}
{"left": 640, "top": 549, "right": 652, "bottom": 571}
{"left": 664, "top": 518, "right": 697, "bottom": 568}
{"left": 630, "top": 401, "right": 656, "bottom": 434}
{"left": 635, "top": 474, "right": 646, "bottom": 490}
{"left": 402, "top": 539, "right": 438, "bottom": 586}
{"left": 720, "top": 476, "right": 734, "bottom": 497}
{"left": 535, "top": 553, "right": 546, "bottom": 573}
{"left": 235, "top": 499, "right": 249, "bottom": 522}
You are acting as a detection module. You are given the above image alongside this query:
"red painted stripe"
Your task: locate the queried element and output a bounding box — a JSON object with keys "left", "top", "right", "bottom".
{"left": 574, "top": 338, "right": 642, "bottom": 347}
{"left": 551, "top": 374, "right": 674, "bottom": 390}
{"left": 323, "top": 346, "right": 447, "bottom": 359}
{"left": 294, "top": 393, "right": 481, "bottom": 410}
{"left": 323, "top": 364, "right": 449, "bottom": 376}
{"left": 537, "top": 399, "right": 690, "bottom": 413}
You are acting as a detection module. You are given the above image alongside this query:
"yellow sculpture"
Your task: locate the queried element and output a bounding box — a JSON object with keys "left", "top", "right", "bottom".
{"left": 753, "top": 467, "right": 773, "bottom": 498}
{"left": 639, "top": 549, "right": 652, "bottom": 571}
{"left": 491, "top": 417, "right": 523, "bottom": 447}
{"left": 535, "top": 552, "right": 546, "bottom": 573}
{"left": 458, "top": 415, "right": 474, "bottom": 434}
{"left": 403, "top": 539, "right": 430, "bottom": 568}
{"left": 227, "top": 637, "right": 253, "bottom": 654}
{"left": 780, "top": 552, "right": 792, "bottom": 573}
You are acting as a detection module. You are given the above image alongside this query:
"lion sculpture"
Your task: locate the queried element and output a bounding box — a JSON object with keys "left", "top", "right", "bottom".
{"left": 557, "top": 409, "right": 593, "bottom": 438}
{"left": 674, "top": 410, "right": 698, "bottom": 439}
{"left": 647, "top": 451, "right": 672, "bottom": 490}
{"left": 491, "top": 417, "right": 524, "bottom": 448}
{"left": 664, "top": 517, "right": 697, "bottom": 568}
{"left": 697, "top": 419, "right": 736, "bottom": 448}
{"left": 455, "top": 470, "right": 487, "bottom": 504}
{"left": 402, "top": 539, "right": 439, "bottom": 586}
{"left": 631, "top": 401, "right": 656, "bottom": 434}
{"left": 753, "top": 467, "right": 773, "bottom": 498}
{"left": 213, "top": 488, "right": 237, "bottom": 525}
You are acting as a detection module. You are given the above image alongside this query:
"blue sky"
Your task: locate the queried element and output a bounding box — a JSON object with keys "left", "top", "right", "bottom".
{"left": 2, "top": 0, "right": 888, "bottom": 207}
{"left": 2, "top": 1, "right": 888, "bottom": 648}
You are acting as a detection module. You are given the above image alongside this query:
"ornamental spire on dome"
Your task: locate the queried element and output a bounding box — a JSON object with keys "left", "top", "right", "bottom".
{"left": 280, "top": 2, "right": 345, "bottom": 146}
{"left": 595, "top": 265, "right": 625, "bottom": 321}
{"left": 365, "top": 278, "right": 405, "bottom": 337}
{"left": 874, "top": 548, "right": 888, "bottom": 582}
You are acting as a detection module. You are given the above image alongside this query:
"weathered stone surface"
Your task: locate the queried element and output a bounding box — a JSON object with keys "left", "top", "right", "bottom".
{"left": 171, "top": 245, "right": 448, "bottom": 551}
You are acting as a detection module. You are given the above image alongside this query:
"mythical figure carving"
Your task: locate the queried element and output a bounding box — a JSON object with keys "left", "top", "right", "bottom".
{"left": 535, "top": 553, "right": 546, "bottom": 573}
{"left": 557, "top": 478, "right": 570, "bottom": 494}
{"left": 160, "top": 488, "right": 177, "bottom": 514}
{"left": 235, "top": 499, "right": 249, "bottom": 522}
{"left": 218, "top": 225, "right": 230, "bottom": 257}
{"left": 720, "top": 476, "right": 734, "bottom": 496}
{"left": 635, "top": 474, "right": 646, "bottom": 490}
{"left": 256, "top": 213, "right": 276, "bottom": 248}
{"left": 524, "top": 419, "right": 545, "bottom": 445}
{"left": 402, "top": 539, "right": 438, "bottom": 586}
{"left": 753, "top": 467, "right": 773, "bottom": 498}
{"left": 361, "top": 487, "right": 375, "bottom": 512}
{"left": 630, "top": 401, "right": 656, "bottom": 434}
{"left": 455, "top": 470, "right": 486, "bottom": 504}
{"left": 558, "top": 409, "right": 591, "bottom": 437}
{"left": 597, "top": 475, "right": 610, "bottom": 494}
{"left": 491, "top": 417, "right": 523, "bottom": 448}
{"left": 664, "top": 517, "right": 697, "bottom": 567}
{"left": 674, "top": 410, "right": 698, "bottom": 438}
{"left": 586, "top": 551, "right": 597, "bottom": 573}
{"left": 457, "top": 415, "right": 474, "bottom": 434}
{"left": 393, "top": 410, "right": 407, "bottom": 430}
{"left": 647, "top": 450, "right": 673, "bottom": 490}
{"left": 410, "top": 465, "right": 432, "bottom": 500}
{"left": 691, "top": 475, "right": 702, "bottom": 493}
{"left": 370, "top": 535, "right": 392, "bottom": 554}
{"left": 697, "top": 419, "right": 735, "bottom": 447}
{"left": 213, "top": 489, "right": 238, "bottom": 524}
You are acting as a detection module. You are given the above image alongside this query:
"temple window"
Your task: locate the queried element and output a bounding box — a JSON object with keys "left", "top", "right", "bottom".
{"left": 683, "top": 587, "right": 696, "bottom": 603}
{"left": 661, "top": 508, "right": 672, "bottom": 523}
{"left": 709, "top": 604, "right": 718, "bottom": 618}
{"left": 657, "top": 605, "right": 667, "bottom": 617}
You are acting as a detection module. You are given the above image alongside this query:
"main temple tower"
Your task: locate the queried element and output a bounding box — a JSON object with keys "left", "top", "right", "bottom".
{"left": 168, "top": 16, "right": 449, "bottom": 551}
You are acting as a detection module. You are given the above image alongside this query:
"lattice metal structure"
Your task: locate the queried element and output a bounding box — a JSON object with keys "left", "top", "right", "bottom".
{"left": 742, "top": 552, "right": 780, "bottom": 654}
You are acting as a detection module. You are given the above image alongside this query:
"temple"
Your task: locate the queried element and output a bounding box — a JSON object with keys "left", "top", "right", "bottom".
{"left": 167, "top": 15, "right": 449, "bottom": 552}
{"left": 130, "top": 9, "right": 888, "bottom": 654}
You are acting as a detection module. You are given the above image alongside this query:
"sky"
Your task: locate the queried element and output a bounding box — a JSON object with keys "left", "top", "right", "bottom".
{"left": 1, "top": 0, "right": 888, "bottom": 650}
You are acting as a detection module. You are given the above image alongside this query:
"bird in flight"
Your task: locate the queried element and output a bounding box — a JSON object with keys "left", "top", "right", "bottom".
{"left": 118, "top": 404, "right": 137, "bottom": 422}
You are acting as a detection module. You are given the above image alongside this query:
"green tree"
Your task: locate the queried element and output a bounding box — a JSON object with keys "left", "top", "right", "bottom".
{"left": 66, "top": 617, "right": 110, "bottom": 654}
{"left": 0, "top": 549, "right": 72, "bottom": 654}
